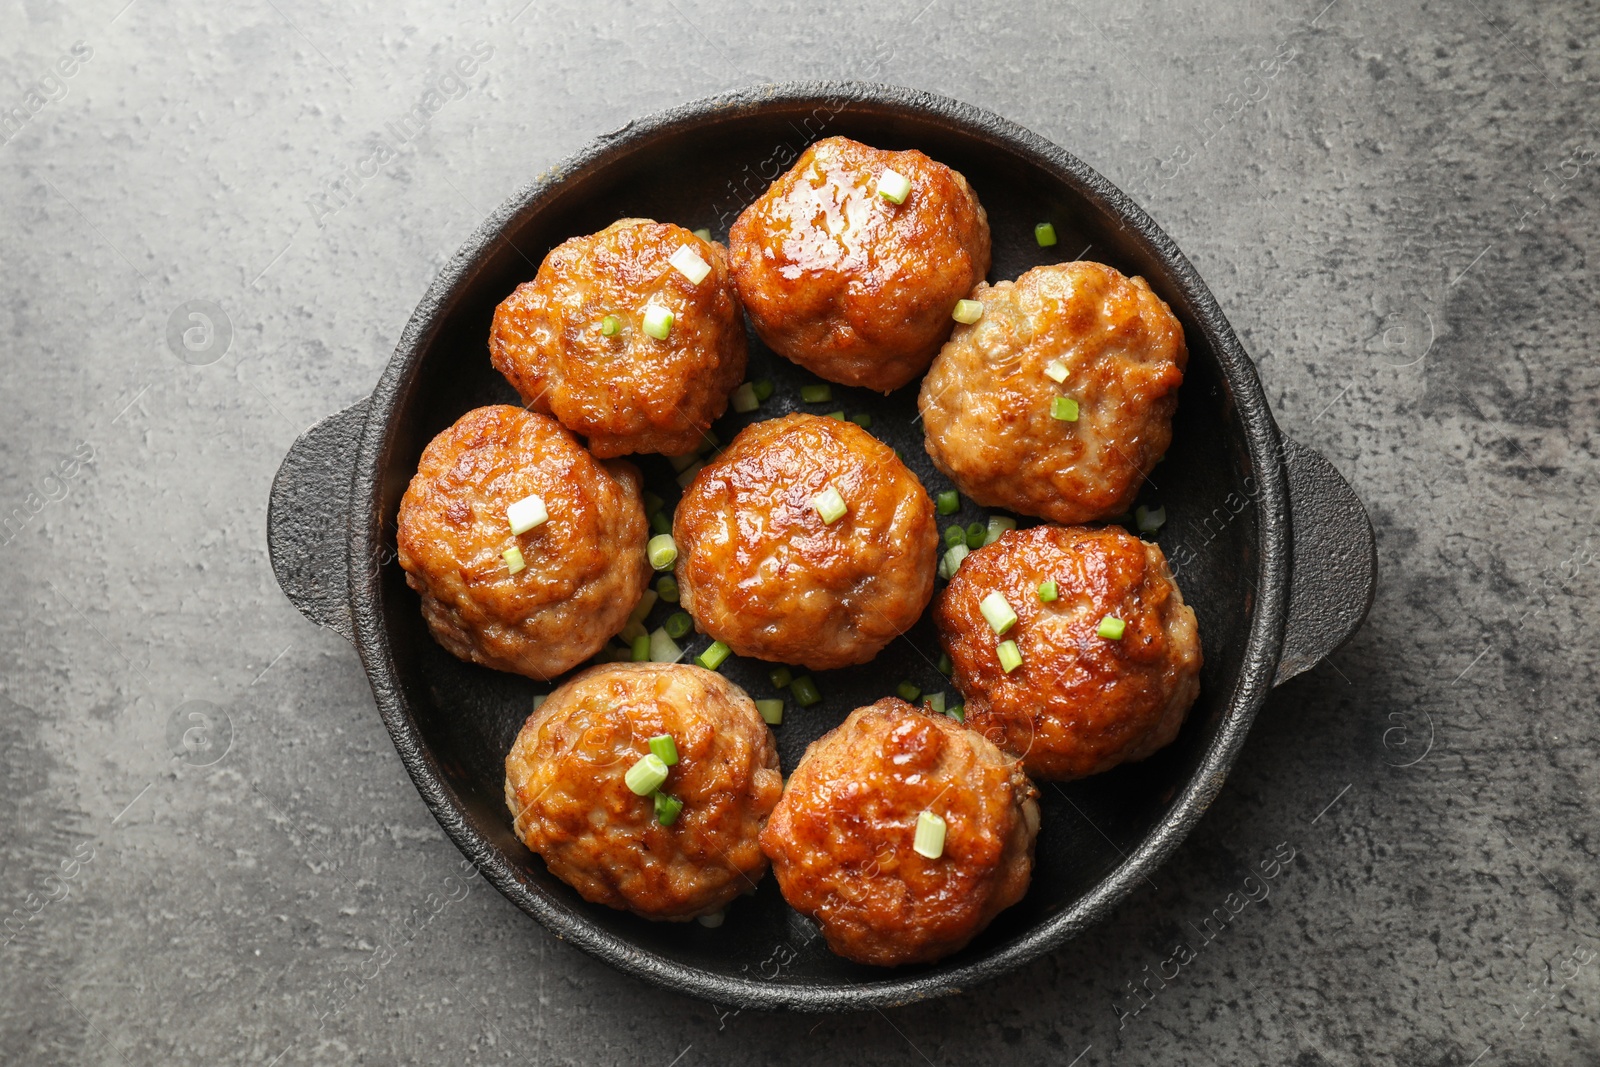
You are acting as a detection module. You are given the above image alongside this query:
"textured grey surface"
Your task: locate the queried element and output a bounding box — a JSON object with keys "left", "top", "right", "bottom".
{"left": 1, "top": 0, "right": 1596, "bottom": 1063}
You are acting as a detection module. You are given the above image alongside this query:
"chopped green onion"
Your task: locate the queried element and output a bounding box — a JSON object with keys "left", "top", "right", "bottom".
{"left": 631, "top": 633, "right": 651, "bottom": 661}
{"left": 984, "top": 516, "right": 1016, "bottom": 545}
{"left": 913, "top": 810, "right": 946, "bottom": 859}
{"left": 877, "top": 168, "right": 912, "bottom": 204}
{"left": 627, "top": 589, "right": 658, "bottom": 626}
{"left": 997, "top": 639, "right": 1023, "bottom": 673}
{"left": 966, "top": 522, "right": 988, "bottom": 549}
{"left": 648, "top": 733, "right": 679, "bottom": 766}
{"left": 692, "top": 227, "right": 712, "bottom": 241}
{"left": 625, "top": 753, "right": 669, "bottom": 796}
{"left": 502, "top": 546, "right": 526, "bottom": 574}
{"left": 937, "top": 652, "right": 952, "bottom": 676}
{"left": 825, "top": 410, "right": 845, "bottom": 420}
{"left": 643, "top": 491, "right": 665, "bottom": 516}
{"left": 648, "top": 534, "right": 678, "bottom": 570}
{"left": 621, "top": 620, "right": 647, "bottom": 643}
{"left": 952, "top": 299, "right": 984, "bottom": 324}
{"left": 791, "top": 675, "right": 822, "bottom": 707}
{"left": 668, "top": 245, "right": 711, "bottom": 284}
{"left": 848, "top": 412, "right": 873, "bottom": 429}
{"left": 664, "top": 611, "right": 694, "bottom": 640}
{"left": 944, "top": 525, "right": 967, "bottom": 549}
{"left": 675, "top": 461, "right": 704, "bottom": 489}
{"left": 812, "top": 485, "right": 847, "bottom": 525}
{"left": 936, "top": 490, "right": 960, "bottom": 515}
{"left": 1051, "top": 396, "right": 1080, "bottom": 422}
{"left": 946, "top": 704, "right": 965, "bottom": 723}
{"left": 1097, "top": 615, "right": 1126, "bottom": 640}
{"left": 1037, "top": 580, "right": 1058, "bottom": 602}
{"left": 650, "top": 510, "right": 672, "bottom": 536}
{"left": 769, "top": 666, "right": 793, "bottom": 689}
{"left": 1136, "top": 505, "right": 1167, "bottom": 534}
{"left": 648, "top": 627, "right": 683, "bottom": 663}
{"left": 531, "top": 693, "right": 547, "bottom": 710}
{"left": 654, "top": 790, "right": 684, "bottom": 825}
{"left": 642, "top": 304, "right": 674, "bottom": 340}
{"left": 697, "top": 910, "right": 724, "bottom": 927}
{"left": 668, "top": 451, "right": 698, "bottom": 473}
{"left": 507, "top": 493, "right": 549, "bottom": 535}
{"left": 696, "top": 640, "right": 732, "bottom": 671}
{"left": 939, "top": 542, "right": 969, "bottom": 579}
{"left": 923, "top": 691, "right": 946, "bottom": 714}
{"left": 601, "top": 314, "right": 621, "bottom": 337}
{"left": 751, "top": 379, "right": 775, "bottom": 401}
{"left": 980, "top": 591, "right": 1018, "bottom": 635}
{"left": 730, "top": 382, "right": 760, "bottom": 413}
{"left": 896, "top": 681, "right": 921, "bottom": 703}
{"left": 754, "top": 698, "right": 784, "bottom": 725}
{"left": 1044, "top": 359, "right": 1069, "bottom": 383}
{"left": 1035, "top": 222, "right": 1058, "bottom": 247}
{"left": 656, "top": 574, "right": 680, "bottom": 603}
{"left": 800, "top": 383, "right": 832, "bottom": 403}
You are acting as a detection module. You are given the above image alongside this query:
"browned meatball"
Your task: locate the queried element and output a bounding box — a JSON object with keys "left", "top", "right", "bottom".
{"left": 729, "top": 136, "right": 991, "bottom": 393}
{"left": 396, "top": 406, "right": 649, "bottom": 679}
{"left": 936, "top": 525, "right": 1201, "bottom": 780}
{"left": 761, "top": 698, "right": 1039, "bottom": 966}
{"left": 919, "top": 261, "right": 1187, "bottom": 523}
{"left": 504, "top": 663, "right": 782, "bottom": 920}
{"left": 673, "top": 414, "right": 938, "bottom": 671}
{"left": 490, "top": 218, "right": 747, "bottom": 458}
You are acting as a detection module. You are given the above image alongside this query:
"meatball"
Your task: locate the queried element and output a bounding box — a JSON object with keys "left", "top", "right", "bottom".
{"left": 936, "top": 524, "right": 1202, "bottom": 780}
{"left": 396, "top": 405, "right": 649, "bottom": 679}
{"left": 919, "top": 261, "right": 1188, "bottom": 523}
{"left": 729, "top": 136, "right": 991, "bottom": 393}
{"left": 673, "top": 414, "right": 938, "bottom": 671}
{"left": 489, "top": 218, "right": 747, "bottom": 458}
{"left": 761, "top": 698, "right": 1039, "bottom": 966}
{"left": 504, "top": 663, "right": 782, "bottom": 920}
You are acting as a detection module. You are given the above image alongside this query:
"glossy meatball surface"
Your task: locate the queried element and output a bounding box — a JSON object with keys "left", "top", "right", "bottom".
{"left": 505, "top": 663, "right": 782, "bottom": 921}
{"left": 761, "top": 698, "right": 1039, "bottom": 966}
{"left": 396, "top": 405, "right": 649, "bottom": 680}
{"left": 936, "top": 525, "right": 1202, "bottom": 780}
{"left": 729, "top": 136, "right": 991, "bottom": 393}
{"left": 490, "top": 218, "right": 747, "bottom": 457}
{"left": 919, "top": 261, "right": 1187, "bottom": 523}
{"left": 673, "top": 414, "right": 938, "bottom": 671}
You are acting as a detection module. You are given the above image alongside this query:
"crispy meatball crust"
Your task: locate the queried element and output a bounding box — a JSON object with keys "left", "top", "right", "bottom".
{"left": 729, "top": 136, "right": 991, "bottom": 393}
{"left": 919, "top": 261, "right": 1187, "bottom": 523}
{"left": 396, "top": 406, "right": 650, "bottom": 680}
{"left": 761, "top": 698, "right": 1040, "bottom": 966}
{"left": 673, "top": 414, "right": 939, "bottom": 671}
{"left": 505, "top": 663, "right": 782, "bottom": 920}
{"left": 936, "top": 525, "right": 1202, "bottom": 780}
{"left": 489, "top": 218, "right": 747, "bottom": 458}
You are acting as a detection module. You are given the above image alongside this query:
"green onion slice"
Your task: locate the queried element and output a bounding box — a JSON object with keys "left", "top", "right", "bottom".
{"left": 697, "top": 910, "right": 724, "bottom": 928}
{"left": 620, "top": 620, "right": 647, "bottom": 643}
{"left": 913, "top": 810, "right": 947, "bottom": 859}
{"left": 643, "top": 491, "right": 665, "bottom": 516}
{"left": 825, "top": 410, "right": 845, "bottom": 420}
{"left": 648, "top": 534, "right": 678, "bottom": 570}
{"left": 791, "top": 675, "right": 822, "bottom": 707}
{"left": 627, "top": 590, "right": 658, "bottom": 626}
{"left": 631, "top": 633, "right": 651, "bottom": 661}
{"left": 664, "top": 611, "right": 693, "bottom": 640}
{"left": 984, "top": 516, "right": 1016, "bottom": 545}
{"left": 924, "top": 691, "right": 946, "bottom": 714}
{"left": 668, "top": 244, "right": 711, "bottom": 284}
{"left": 997, "top": 639, "right": 1023, "bottom": 673}
{"left": 502, "top": 546, "right": 525, "bottom": 575}
{"left": 848, "top": 412, "right": 872, "bottom": 429}
{"left": 754, "top": 698, "right": 784, "bottom": 725}
{"left": 648, "top": 627, "right": 683, "bottom": 663}
{"left": 1037, "top": 580, "right": 1058, "bottom": 602}
{"left": 1035, "top": 222, "right": 1058, "bottom": 247}
{"left": 937, "top": 652, "right": 952, "bottom": 676}
{"left": 751, "top": 379, "right": 775, "bottom": 401}
{"left": 648, "top": 733, "right": 679, "bottom": 766}
{"left": 642, "top": 304, "right": 674, "bottom": 340}
{"left": 980, "top": 591, "right": 1018, "bottom": 635}
{"left": 730, "top": 382, "right": 760, "bottom": 413}
{"left": 945, "top": 524, "right": 967, "bottom": 549}
{"left": 896, "top": 680, "right": 921, "bottom": 703}
{"left": 1136, "top": 505, "right": 1167, "bottom": 533}
{"left": 656, "top": 574, "right": 680, "bottom": 603}
{"left": 600, "top": 314, "right": 621, "bottom": 337}
{"left": 769, "top": 666, "right": 793, "bottom": 689}
{"left": 877, "top": 168, "right": 912, "bottom": 204}
{"left": 506, "top": 493, "right": 549, "bottom": 535}
{"left": 675, "top": 461, "right": 704, "bottom": 489}
{"left": 812, "top": 485, "right": 847, "bottom": 525}
{"left": 653, "top": 790, "right": 683, "bottom": 825}
{"left": 1051, "top": 396, "right": 1080, "bottom": 422}
{"left": 965, "top": 522, "right": 987, "bottom": 549}
{"left": 939, "top": 542, "right": 970, "bottom": 580}
{"left": 1097, "top": 615, "right": 1126, "bottom": 640}
{"left": 691, "top": 227, "right": 712, "bottom": 241}
{"left": 946, "top": 703, "right": 965, "bottom": 723}
{"left": 650, "top": 510, "right": 672, "bottom": 536}
{"left": 936, "top": 490, "right": 960, "bottom": 515}
{"left": 696, "top": 640, "right": 732, "bottom": 671}
{"left": 1044, "top": 359, "right": 1069, "bottom": 383}
{"left": 800, "top": 383, "right": 832, "bottom": 403}
{"left": 625, "top": 753, "right": 669, "bottom": 796}
{"left": 952, "top": 299, "right": 983, "bottom": 324}
{"left": 531, "top": 693, "right": 547, "bottom": 710}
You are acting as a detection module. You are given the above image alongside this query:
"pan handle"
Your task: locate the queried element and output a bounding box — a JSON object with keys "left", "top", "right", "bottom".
{"left": 266, "top": 399, "right": 368, "bottom": 644}
{"left": 1273, "top": 436, "right": 1377, "bottom": 685}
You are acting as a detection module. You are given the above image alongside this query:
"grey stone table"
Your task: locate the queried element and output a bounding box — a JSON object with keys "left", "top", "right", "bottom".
{"left": 3, "top": 0, "right": 1596, "bottom": 1063}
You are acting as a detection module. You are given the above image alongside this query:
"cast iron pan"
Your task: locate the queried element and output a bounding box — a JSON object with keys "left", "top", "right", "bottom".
{"left": 266, "top": 83, "right": 1376, "bottom": 1011}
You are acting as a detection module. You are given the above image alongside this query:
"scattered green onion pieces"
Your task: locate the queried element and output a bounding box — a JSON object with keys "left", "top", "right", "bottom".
{"left": 631, "top": 633, "right": 651, "bottom": 661}
{"left": 896, "top": 681, "right": 921, "bottom": 703}
{"left": 696, "top": 640, "right": 732, "bottom": 671}
{"left": 877, "top": 168, "right": 912, "bottom": 204}
{"left": 620, "top": 620, "right": 647, "bottom": 643}
{"left": 848, "top": 412, "right": 873, "bottom": 429}
{"left": 1035, "top": 222, "right": 1058, "bottom": 247}
{"left": 937, "top": 652, "right": 952, "bottom": 676}
{"left": 1097, "top": 615, "right": 1127, "bottom": 640}
{"left": 812, "top": 485, "right": 847, "bottom": 525}
{"left": 825, "top": 410, "right": 845, "bottom": 420}
{"left": 965, "top": 521, "right": 988, "bottom": 549}
{"left": 924, "top": 691, "right": 946, "bottom": 714}
{"left": 692, "top": 227, "right": 712, "bottom": 241}
{"left": 984, "top": 516, "right": 1016, "bottom": 545}
{"left": 643, "top": 491, "right": 665, "bottom": 516}
{"left": 656, "top": 574, "right": 680, "bottom": 603}
{"left": 800, "top": 383, "right": 832, "bottom": 404}
{"left": 952, "top": 299, "right": 984, "bottom": 324}
{"left": 946, "top": 704, "right": 965, "bottom": 723}
{"left": 668, "top": 244, "right": 712, "bottom": 284}
{"left": 980, "top": 591, "right": 1018, "bottom": 635}
{"left": 913, "top": 810, "right": 947, "bottom": 859}
{"left": 675, "top": 461, "right": 704, "bottom": 489}
{"left": 791, "top": 675, "right": 822, "bottom": 707}
{"left": 648, "top": 733, "right": 679, "bottom": 766}
{"left": 648, "top": 627, "right": 683, "bottom": 663}
{"left": 730, "top": 382, "right": 760, "bottom": 413}
{"left": 506, "top": 493, "right": 549, "bottom": 535}
{"left": 642, "top": 304, "right": 674, "bottom": 340}
{"left": 653, "top": 790, "right": 683, "bottom": 826}
{"left": 531, "top": 693, "right": 547, "bottom": 710}
{"left": 502, "top": 546, "right": 526, "bottom": 575}
{"left": 936, "top": 490, "right": 961, "bottom": 515}
{"left": 1136, "top": 505, "right": 1167, "bottom": 534}
{"left": 769, "top": 666, "right": 793, "bottom": 689}
{"left": 1051, "top": 396, "right": 1080, "bottom": 422}
{"left": 1044, "top": 359, "right": 1069, "bottom": 383}
{"left": 650, "top": 510, "right": 672, "bottom": 536}
{"left": 751, "top": 379, "right": 775, "bottom": 401}
{"left": 628, "top": 589, "right": 658, "bottom": 626}
{"left": 996, "top": 639, "right": 1023, "bottom": 673}
{"left": 939, "top": 542, "right": 970, "bottom": 579}
{"left": 668, "top": 451, "right": 698, "bottom": 473}
{"left": 1037, "top": 580, "right": 1058, "bottom": 602}
{"left": 625, "top": 753, "right": 670, "bottom": 796}
{"left": 600, "top": 314, "right": 621, "bottom": 337}
{"left": 697, "top": 910, "right": 724, "bottom": 927}
{"left": 648, "top": 534, "right": 678, "bottom": 570}
{"left": 755, "top": 698, "right": 784, "bottom": 725}
{"left": 945, "top": 524, "right": 968, "bottom": 548}
{"left": 664, "top": 611, "right": 693, "bottom": 640}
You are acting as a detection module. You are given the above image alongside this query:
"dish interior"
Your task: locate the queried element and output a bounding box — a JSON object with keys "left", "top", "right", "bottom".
{"left": 369, "top": 99, "right": 1261, "bottom": 990}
